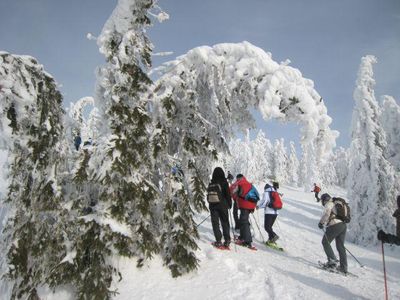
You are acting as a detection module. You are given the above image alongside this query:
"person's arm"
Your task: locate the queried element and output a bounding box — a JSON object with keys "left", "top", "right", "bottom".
{"left": 319, "top": 202, "right": 333, "bottom": 225}
{"left": 257, "top": 191, "right": 268, "bottom": 208}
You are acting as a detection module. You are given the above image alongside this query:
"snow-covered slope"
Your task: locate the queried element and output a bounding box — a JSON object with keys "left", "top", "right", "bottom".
{"left": 3, "top": 184, "right": 399, "bottom": 299}
{"left": 112, "top": 184, "right": 399, "bottom": 300}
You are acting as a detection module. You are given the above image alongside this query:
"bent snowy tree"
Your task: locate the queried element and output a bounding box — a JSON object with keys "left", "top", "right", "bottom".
{"left": 152, "top": 41, "right": 339, "bottom": 187}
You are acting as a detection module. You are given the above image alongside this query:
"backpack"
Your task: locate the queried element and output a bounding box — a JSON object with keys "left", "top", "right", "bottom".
{"left": 207, "top": 183, "right": 222, "bottom": 203}
{"left": 244, "top": 185, "right": 260, "bottom": 203}
{"left": 268, "top": 191, "right": 283, "bottom": 210}
{"left": 332, "top": 197, "right": 351, "bottom": 223}
{"left": 315, "top": 186, "right": 321, "bottom": 193}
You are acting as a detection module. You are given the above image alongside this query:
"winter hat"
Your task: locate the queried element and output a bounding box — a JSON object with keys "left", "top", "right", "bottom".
{"left": 236, "top": 174, "right": 244, "bottom": 179}
{"left": 272, "top": 181, "right": 279, "bottom": 190}
{"left": 320, "top": 193, "right": 331, "bottom": 205}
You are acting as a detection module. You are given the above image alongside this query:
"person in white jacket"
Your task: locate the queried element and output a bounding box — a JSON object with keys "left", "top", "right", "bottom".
{"left": 318, "top": 193, "right": 348, "bottom": 274}
{"left": 257, "top": 183, "right": 279, "bottom": 244}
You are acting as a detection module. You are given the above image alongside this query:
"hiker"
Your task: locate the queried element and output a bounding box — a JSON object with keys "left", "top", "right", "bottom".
{"left": 318, "top": 193, "right": 348, "bottom": 274}
{"left": 311, "top": 183, "right": 321, "bottom": 202}
{"left": 229, "top": 178, "right": 240, "bottom": 231}
{"left": 257, "top": 183, "right": 279, "bottom": 245}
{"left": 393, "top": 195, "right": 400, "bottom": 238}
{"left": 377, "top": 230, "right": 400, "bottom": 246}
{"left": 208, "top": 167, "right": 232, "bottom": 248}
{"left": 231, "top": 174, "right": 256, "bottom": 248}
{"left": 74, "top": 134, "right": 82, "bottom": 151}
{"left": 227, "top": 171, "right": 234, "bottom": 184}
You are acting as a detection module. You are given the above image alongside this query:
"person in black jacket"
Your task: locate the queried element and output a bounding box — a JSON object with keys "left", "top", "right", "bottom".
{"left": 377, "top": 230, "right": 400, "bottom": 245}
{"left": 209, "top": 167, "right": 232, "bottom": 248}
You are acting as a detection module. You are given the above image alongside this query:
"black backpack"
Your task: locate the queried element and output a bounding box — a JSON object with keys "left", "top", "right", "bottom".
{"left": 332, "top": 197, "right": 351, "bottom": 223}
{"left": 207, "top": 183, "right": 222, "bottom": 203}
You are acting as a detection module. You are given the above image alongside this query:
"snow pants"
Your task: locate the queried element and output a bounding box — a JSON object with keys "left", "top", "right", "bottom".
{"left": 233, "top": 201, "right": 239, "bottom": 230}
{"left": 239, "top": 209, "right": 252, "bottom": 245}
{"left": 264, "top": 214, "right": 278, "bottom": 241}
{"left": 322, "top": 222, "right": 347, "bottom": 272}
{"left": 210, "top": 207, "right": 231, "bottom": 243}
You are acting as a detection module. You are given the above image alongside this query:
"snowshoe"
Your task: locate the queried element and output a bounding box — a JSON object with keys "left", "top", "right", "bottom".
{"left": 234, "top": 239, "right": 257, "bottom": 251}
{"left": 265, "top": 241, "right": 284, "bottom": 251}
{"left": 211, "top": 242, "right": 230, "bottom": 250}
{"left": 316, "top": 261, "right": 357, "bottom": 277}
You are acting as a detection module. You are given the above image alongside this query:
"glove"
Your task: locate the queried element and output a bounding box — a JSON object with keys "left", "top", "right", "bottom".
{"left": 377, "top": 230, "right": 387, "bottom": 243}
{"left": 318, "top": 223, "right": 324, "bottom": 229}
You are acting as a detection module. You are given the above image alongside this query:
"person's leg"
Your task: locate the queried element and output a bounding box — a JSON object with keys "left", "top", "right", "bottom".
{"left": 240, "top": 209, "right": 252, "bottom": 244}
{"left": 220, "top": 208, "right": 231, "bottom": 244}
{"left": 210, "top": 208, "right": 222, "bottom": 243}
{"left": 335, "top": 223, "right": 348, "bottom": 272}
{"left": 322, "top": 225, "right": 338, "bottom": 264}
{"left": 233, "top": 201, "right": 239, "bottom": 230}
{"left": 264, "top": 214, "right": 277, "bottom": 241}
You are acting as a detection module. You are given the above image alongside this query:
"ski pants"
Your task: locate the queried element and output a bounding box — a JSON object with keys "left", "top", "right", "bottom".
{"left": 264, "top": 214, "right": 278, "bottom": 241}
{"left": 322, "top": 222, "right": 347, "bottom": 272}
{"left": 233, "top": 200, "right": 239, "bottom": 229}
{"left": 239, "top": 208, "right": 252, "bottom": 244}
{"left": 210, "top": 207, "right": 231, "bottom": 243}
{"left": 314, "top": 192, "right": 320, "bottom": 202}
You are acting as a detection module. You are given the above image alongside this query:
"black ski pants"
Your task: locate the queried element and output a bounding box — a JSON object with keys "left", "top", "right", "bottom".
{"left": 239, "top": 208, "right": 252, "bottom": 245}
{"left": 210, "top": 206, "right": 231, "bottom": 243}
{"left": 264, "top": 214, "right": 278, "bottom": 241}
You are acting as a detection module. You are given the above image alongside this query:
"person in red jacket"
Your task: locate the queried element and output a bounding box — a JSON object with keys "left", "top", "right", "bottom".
{"left": 311, "top": 183, "right": 321, "bottom": 202}
{"left": 231, "top": 174, "right": 256, "bottom": 248}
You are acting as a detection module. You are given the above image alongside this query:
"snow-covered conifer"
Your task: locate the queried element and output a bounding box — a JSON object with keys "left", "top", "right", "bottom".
{"left": 380, "top": 95, "right": 400, "bottom": 172}
{"left": 287, "top": 141, "right": 300, "bottom": 186}
{"left": 333, "top": 147, "right": 349, "bottom": 188}
{"left": 271, "top": 138, "right": 288, "bottom": 184}
{"left": 0, "top": 53, "right": 66, "bottom": 299}
{"left": 347, "top": 55, "right": 397, "bottom": 244}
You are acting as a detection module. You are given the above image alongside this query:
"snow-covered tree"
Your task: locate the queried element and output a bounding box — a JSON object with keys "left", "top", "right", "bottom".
{"left": 380, "top": 95, "right": 400, "bottom": 172}
{"left": 271, "top": 138, "right": 288, "bottom": 183}
{"left": 252, "top": 130, "right": 272, "bottom": 182}
{"left": 333, "top": 147, "right": 349, "bottom": 188}
{"left": 155, "top": 42, "right": 338, "bottom": 189}
{"left": 0, "top": 53, "right": 66, "bottom": 299}
{"left": 287, "top": 141, "right": 300, "bottom": 186}
{"left": 347, "top": 55, "right": 397, "bottom": 245}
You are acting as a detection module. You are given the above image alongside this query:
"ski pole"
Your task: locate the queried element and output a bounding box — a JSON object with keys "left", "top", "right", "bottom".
{"left": 381, "top": 241, "right": 389, "bottom": 300}
{"left": 196, "top": 214, "right": 210, "bottom": 228}
{"left": 344, "top": 245, "right": 364, "bottom": 268}
{"left": 228, "top": 209, "right": 237, "bottom": 251}
{"left": 251, "top": 213, "right": 265, "bottom": 243}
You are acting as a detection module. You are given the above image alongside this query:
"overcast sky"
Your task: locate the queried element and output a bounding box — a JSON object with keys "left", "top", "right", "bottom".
{"left": 1, "top": 0, "right": 399, "bottom": 148}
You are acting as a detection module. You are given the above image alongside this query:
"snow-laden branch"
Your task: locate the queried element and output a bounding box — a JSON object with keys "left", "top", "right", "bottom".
{"left": 154, "top": 41, "right": 338, "bottom": 160}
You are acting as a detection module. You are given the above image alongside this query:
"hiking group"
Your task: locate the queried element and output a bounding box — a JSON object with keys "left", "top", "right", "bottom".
{"left": 207, "top": 167, "right": 282, "bottom": 252}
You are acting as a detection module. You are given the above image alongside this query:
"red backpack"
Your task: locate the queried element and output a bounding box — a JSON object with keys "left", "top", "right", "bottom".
{"left": 315, "top": 186, "right": 321, "bottom": 193}
{"left": 268, "top": 191, "right": 283, "bottom": 210}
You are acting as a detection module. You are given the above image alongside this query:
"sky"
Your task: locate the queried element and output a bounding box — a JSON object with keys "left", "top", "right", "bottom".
{"left": 0, "top": 0, "right": 399, "bottom": 148}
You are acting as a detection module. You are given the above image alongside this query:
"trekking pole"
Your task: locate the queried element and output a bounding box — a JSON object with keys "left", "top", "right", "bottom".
{"left": 381, "top": 241, "right": 389, "bottom": 300}
{"left": 344, "top": 245, "right": 364, "bottom": 268}
{"left": 196, "top": 214, "right": 210, "bottom": 228}
{"left": 228, "top": 209, "right": 237, "bottom": 251}
{"left": 251, "top": 213, "right": 265, "bottom": 243}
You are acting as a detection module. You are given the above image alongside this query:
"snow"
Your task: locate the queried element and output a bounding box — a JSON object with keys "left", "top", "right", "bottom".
{"left": 31, "top": 184, "right": 399, "bottom": 300}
